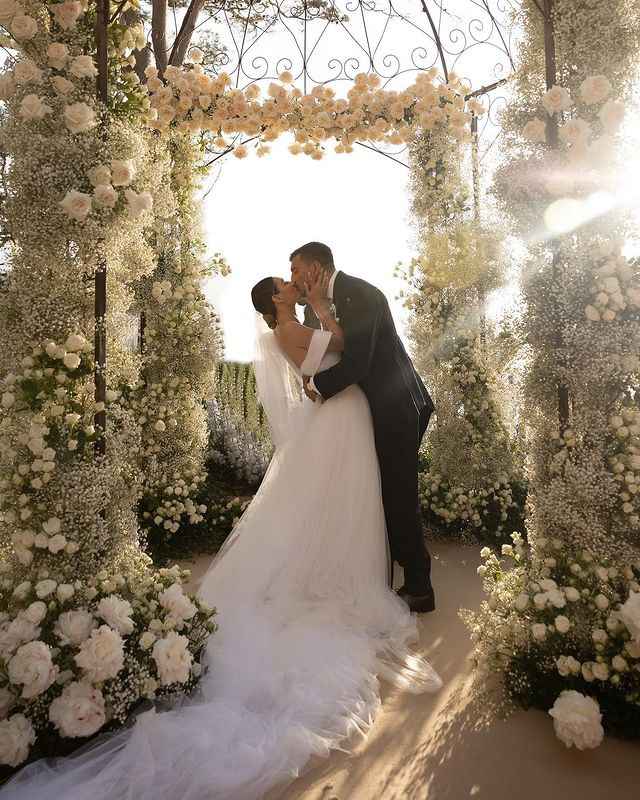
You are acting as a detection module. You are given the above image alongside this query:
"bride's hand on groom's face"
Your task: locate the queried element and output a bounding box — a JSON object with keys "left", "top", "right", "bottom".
{"left": 304, "top": 267, "right": 329, "bottom": 313}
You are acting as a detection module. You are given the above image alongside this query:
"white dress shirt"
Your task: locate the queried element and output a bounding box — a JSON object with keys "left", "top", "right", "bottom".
{"left": 308, "top": 271, "right": 340, "bottom": 396}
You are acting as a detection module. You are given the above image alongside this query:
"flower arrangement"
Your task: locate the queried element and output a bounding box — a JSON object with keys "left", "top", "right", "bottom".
{"left": 465, "top": 0, "right": 640, "bottom": 748}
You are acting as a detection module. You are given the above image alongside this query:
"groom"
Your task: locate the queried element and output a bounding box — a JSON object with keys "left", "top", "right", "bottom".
{"left": 290, "top": 242, "right": 436, "bottom": 613}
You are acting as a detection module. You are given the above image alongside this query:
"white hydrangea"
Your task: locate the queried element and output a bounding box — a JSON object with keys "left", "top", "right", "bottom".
{"left": 618, "top": 591, "right": 640, "bottom": 641}
{"left": 49, "top": 681, "right": 106, "bottom": 738}
{"left": 158, "top": 583, "right": 197, "bottom": 622}
{"left": 549, "top": 691, "right": 604, "bottom": 750}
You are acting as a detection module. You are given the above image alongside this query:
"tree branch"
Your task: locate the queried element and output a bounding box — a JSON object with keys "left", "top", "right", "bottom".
{"left": 152, "top": 0, "right": 169, "bottom": 76}
{"left": 169, "top": 0, "right": 205, "bottom": 68}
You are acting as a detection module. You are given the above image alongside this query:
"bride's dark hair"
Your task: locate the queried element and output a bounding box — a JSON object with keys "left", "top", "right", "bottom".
{"left": 251, "top": 277, "right": 278, "bottom": 329}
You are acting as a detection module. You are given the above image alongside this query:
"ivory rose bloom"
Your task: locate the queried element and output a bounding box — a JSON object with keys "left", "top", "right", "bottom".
{"left": 75, "top": 626, "right": 124, "bottom": 682}
{"left": 63, "top": 352, "right": 81, "bottom": 369}
{"left": 19, "top": 94, "right": 52, "bottom": 121}
{"left": 64, "top": 102, "right": 96, "bottom": 134}
{"left": 542, "top": 85, "right": 571, "bottom": 116}
{"left": 159, "top": 583, "right": 197, "bottom": 622}
{"left": 49, "top": 681, "right": 106, "bottom": 738}
{"left": 69, "top": 55, "right": 97, "bottom": 80}
{"left": 579, "top": 75, "right": 611, "bottom": 105}
{"left": 14, "top": 59, "right": 42, "bottom": 85}
{"left": 152, "top": 631, "right": 192, "bottom": 685}
{"left": 11, "top": 14, "right": 38, "bottom": 40}
{"left": 60, "top": 190, "right": 92, "bottom": 222}
{"left": 97, "top": 596, "right": 134, "bottom": 636}
{"left": 54, "top": 609, "right": 95, "bottom": 646}
{"left": 125, "top": 189, "right": 153, "bottom": 218}
{"left": 549, "top": 691, "right": 604, "bottom": 750}
{"left": 51, "top": 0, "right": 83, "bottom": 30}
{"left": 0, "top": 714, "right": 35, "bottom": 767}
{"left": 619, "top": 591, "right": 640, "bottom": 641}
{"left": 47, "top": 42, "right": 69, "bottom": 70}
{"left": 111, "top": 159, "right": 136, "bottom": 186}
{"left": 35, "top": 578, "right": 57, "bottom": 598}
{"left": 8, "top": 641, "right": 58, "bottom": 699}
{"left": 51, "top": 75, "right": 74, "bottom": 95}
{"left": 93, "top": 184, "right": 118, "bottom": 208}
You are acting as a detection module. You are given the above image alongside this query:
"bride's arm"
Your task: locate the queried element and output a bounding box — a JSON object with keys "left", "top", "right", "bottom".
{"left": 305, "top": 270, "right": 344, "bottom": 351}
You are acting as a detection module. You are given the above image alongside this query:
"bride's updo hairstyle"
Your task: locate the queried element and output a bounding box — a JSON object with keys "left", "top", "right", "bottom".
{"left": 251, "top": 277, "right": 278, "bottom": 330}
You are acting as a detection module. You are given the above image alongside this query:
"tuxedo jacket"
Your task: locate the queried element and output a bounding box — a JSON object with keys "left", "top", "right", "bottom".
{"left": 312, "top": 272, "right": 434, "bottom": 430}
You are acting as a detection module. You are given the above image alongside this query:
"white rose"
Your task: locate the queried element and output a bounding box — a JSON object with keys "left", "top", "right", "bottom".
{"left": 19, "top": 93, "right": 52, "bottom": 121}
{"left": 532, "top": 623, "right": 547, "bottom": 641}
{"left": 555, "top": 615, "right": 571, "bottom": 633}
{"left": 60, "top": 190, "right": 92, "bottom": 222}
{"left": 56, "top": 583, "right": 75, "bottom": 602}
{"left": 592, "top": 628, "right": 608, "bottom": 644}
{"left": 549, "top": 691, "right": 603, "bottom": 750}
{"left": 159, "top": 583, "right": 197, "bottom": 622}
{"left": 0, "top": 714, "right": 35, "bottom": 767}
{"left": 35, "top": 579, "right": 57, "bottom": 598}
{"left": 139, "top": 631, "right": 156, "bottom": 650}
{"left": 1, "top": 390, "right": 15, "bottom": 407}
{"left": 595, "top": 594, "right": 609, "bottom": 610}
{"left": 47, "top": 42, "right": 69, "bottom": 70}
{"left": 97, "top": 595, "right": 134, "bottom": 636}
{"left": 542, "top": 85, "right": 572, "bottom": 116}
{"left": 48, "top": 534, "right": 67, "bottom": 553}
{"left": 612, "top": 655, "right": 628, "bottom": 672}
{"left": 523, "top": 117, "right": 546, "bottom": 142}
{"left": 111, "top": 159, "right": 136, "bottom": 186}
{"left": 619, "top": 591, "right": 640, "bottom": 641}
{"left": 0, "top": 0, "right": 19, "bottom": 25}
{"left": 579, "top": 75, "right": 611, "bottom": 106}
{"left": 0, "top": 616, "right": 40, "bottom": 659}
{"left": 51, "top": 75, "right": 74, "bottom": 95}
{"left": 8, "top": 641, "right": 58, "bottom": 699}
{"left": 54, "top": 609, "right": 95, "bottom": 646}
{"left": 65, "top": 333, "right": 89, "bottom": 352}
{"left": 124, "top": 189, "right": 153, "bottom": 218}
{"left": 598, "top": 100, "right": 624, "bottom": 133}
{"left": 93, "top": 184, "right": 118, "bottom": 208}
{"left": 565, "top": 587, "right": 580, "bottom": 602}
{"left": 75, "top": 625, "right": 124, "bottom": 682}
{"left": 152, "top": 631, "right": 192, "bottom": 685}
{"left": 11, "top": 14, "right": 38, "bottom": 40}
{"left": 69, "top": 55, "right": 97, "bottom": 79}
{"left": 0, "top": 686, "right": 15, "bottom": 720}
{"left": 49, "top": 681, "right": 106, "bottom": 738}
{"left": 514, "top": 592, "right": 529, "bottom": 611}
{"left": 63, "top": 352, "right": 81, "bottom": 369}
{"left": 51, "top": 0, "right": 83, "bottom": 30}
{"left": 592, "top": 662, "right": 609, "bottom": 681}
{"left": 23, "top": 601, "right": 47, "bottom": 625}
{"left": 64, "top": 102, "right": 96, "bottom": 134}
{"left": 585, "top": 304, "right": 601, "bottom": 321}
{"left": 14, "top": 59, "right": 42, "bottom": 85}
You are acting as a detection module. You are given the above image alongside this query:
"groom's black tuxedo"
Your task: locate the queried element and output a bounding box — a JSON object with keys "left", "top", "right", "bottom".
{"left": 312, "top": 271, "right": 435, "bottom": 595}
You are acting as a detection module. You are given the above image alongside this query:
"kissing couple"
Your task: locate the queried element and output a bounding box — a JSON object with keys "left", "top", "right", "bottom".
{"left": 3, "top": 242, "right": 440, "bottom": 800}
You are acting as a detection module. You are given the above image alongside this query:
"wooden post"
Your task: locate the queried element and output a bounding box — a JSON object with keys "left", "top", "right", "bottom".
{"left": 542, "top": 0, "right": 570, "bottom": 432}
{"left": 94, "top": 0, "right": 109, "bottom": 456}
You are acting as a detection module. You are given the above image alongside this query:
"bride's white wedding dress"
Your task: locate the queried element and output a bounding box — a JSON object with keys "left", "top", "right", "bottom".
{"left": 3, "top": 329, "right": 441, "bottom": 800}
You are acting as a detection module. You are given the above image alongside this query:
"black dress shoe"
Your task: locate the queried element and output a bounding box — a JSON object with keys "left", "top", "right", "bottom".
{"left": 396, "top": 586, "right": 436, "bottom": 613}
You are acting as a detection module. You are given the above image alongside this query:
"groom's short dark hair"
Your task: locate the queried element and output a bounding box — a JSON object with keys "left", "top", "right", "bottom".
{"left": 289, "top": 242, "right": 335, "bottom": 271}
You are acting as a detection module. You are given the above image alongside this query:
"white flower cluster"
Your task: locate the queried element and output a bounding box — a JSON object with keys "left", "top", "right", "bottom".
{"left": 584, "top": 243, "right": 640, "bottom": 323}
{"left": 607, "top": 405, "right": 640, "bottom": 530}
{"left": 143, "top": 64, "right": 477, "bottom": 159}
{"left": 0, "top": 564, "right": 215, "bottom": 764}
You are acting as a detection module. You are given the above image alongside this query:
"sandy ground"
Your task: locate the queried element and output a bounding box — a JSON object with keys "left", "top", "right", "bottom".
{"left": 180, "top": 541, "right": 640, "bottom": 800}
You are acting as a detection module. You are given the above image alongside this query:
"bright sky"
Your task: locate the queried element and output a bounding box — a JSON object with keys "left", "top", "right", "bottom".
{"left": 203, "top": 141, "right": 417, "bottom": 362}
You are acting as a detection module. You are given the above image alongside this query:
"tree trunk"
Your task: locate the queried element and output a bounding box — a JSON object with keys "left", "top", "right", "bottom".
{"left": 152, "top": 0, "right": 168, "bottom": 75}
{"left": 169, "top": 0, "right": 205, "bottom": 67}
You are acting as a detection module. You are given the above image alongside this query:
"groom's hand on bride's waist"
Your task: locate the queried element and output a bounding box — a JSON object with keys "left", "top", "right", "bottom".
{"left": 303, "top": 375, "right": 322, "bottom": 403}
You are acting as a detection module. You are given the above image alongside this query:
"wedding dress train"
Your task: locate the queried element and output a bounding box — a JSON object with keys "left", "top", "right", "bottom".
{"left": 2, "top": 330, "right": 441, "bottom": 800}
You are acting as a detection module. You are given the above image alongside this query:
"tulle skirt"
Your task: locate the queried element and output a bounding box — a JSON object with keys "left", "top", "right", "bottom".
{"left": 2, "top": 385, "right": 441, "bottom": 800}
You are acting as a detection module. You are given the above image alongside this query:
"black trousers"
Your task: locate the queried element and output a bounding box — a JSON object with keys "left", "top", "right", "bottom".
{"left": 374, "top": 405, "right": 433, "bottom": 595}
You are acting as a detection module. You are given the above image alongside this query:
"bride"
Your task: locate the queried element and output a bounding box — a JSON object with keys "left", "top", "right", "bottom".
{"left": 2, "top": 272, "right": 441, "bottom": 800}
